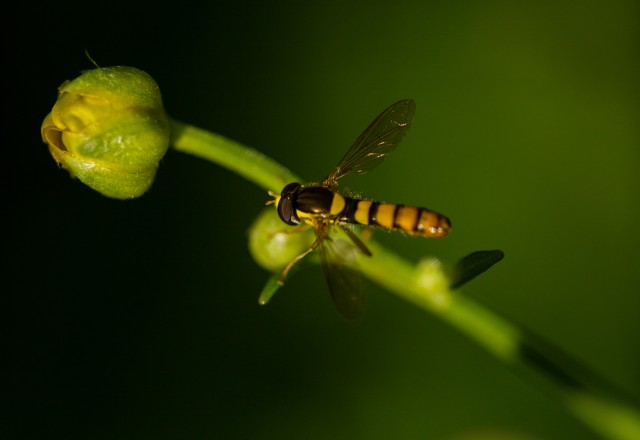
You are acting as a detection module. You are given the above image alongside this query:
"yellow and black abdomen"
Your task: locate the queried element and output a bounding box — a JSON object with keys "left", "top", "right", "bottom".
{"left": 289, "top": 185, "right": 451, "bottom": 238}
{"left": 340, "top": 198, "right": 451, "bottom": 238}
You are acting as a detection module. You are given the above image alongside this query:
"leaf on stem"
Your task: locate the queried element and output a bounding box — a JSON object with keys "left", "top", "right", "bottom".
{"left": 450, "top": 250, "right": 504, "bottom": 289}
{"left": 258, "top": 274, "right": 283, "bottom": 305}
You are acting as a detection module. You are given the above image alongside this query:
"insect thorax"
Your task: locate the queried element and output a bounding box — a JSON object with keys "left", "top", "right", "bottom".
{"left": 295, "top": 186, "right": 346, "bottom": 218}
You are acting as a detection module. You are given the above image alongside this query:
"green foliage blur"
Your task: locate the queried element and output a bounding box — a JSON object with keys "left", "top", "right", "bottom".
{"left": 8, "top": 1, "right": 638, "bottom": 439}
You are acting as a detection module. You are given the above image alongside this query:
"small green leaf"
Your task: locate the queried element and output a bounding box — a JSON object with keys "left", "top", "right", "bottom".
{"left": 257, "top": 253, "right": 313, "bottom": 305}
{"left": 258, "top": 273, "right": 283, "bottom": 305}
{"left": 450, "top": 250, "right": 504, "bottom": 289}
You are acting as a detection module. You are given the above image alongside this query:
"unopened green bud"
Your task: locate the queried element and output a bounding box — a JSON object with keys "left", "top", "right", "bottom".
{"left": 248, "top": 208, "right": 315, "bottom": 272}
{"left": 41, "top": 66, "right": 170, "bottom": 199}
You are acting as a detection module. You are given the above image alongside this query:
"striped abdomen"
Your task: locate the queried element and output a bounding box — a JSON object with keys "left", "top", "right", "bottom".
{"left": 292, "top": 186, "right": 451, "bottom": 238}
{"left": 340, "top": 197, "right": 451, "bottom": 238}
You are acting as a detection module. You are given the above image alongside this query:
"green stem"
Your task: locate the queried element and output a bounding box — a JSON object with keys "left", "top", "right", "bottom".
{"left": 170, "top": 118, "right": 300, "bottom": 192}
{"left": 168, "top": 117, "right": 640, "bottom": 440}
{"left": 361, "top": 241, "right": 640, "bottom": 440}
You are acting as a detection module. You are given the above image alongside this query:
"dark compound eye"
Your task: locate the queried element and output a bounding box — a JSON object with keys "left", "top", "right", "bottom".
{"left": 278, "top": 198, "right": 296, "bottom": 225}
{"left": 277, "top": 183, "right": 302, "bottom": 225}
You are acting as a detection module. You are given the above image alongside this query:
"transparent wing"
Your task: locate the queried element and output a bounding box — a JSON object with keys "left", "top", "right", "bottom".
{"left": 323, "top": 99, "right": 416, "bottom": 186}
{"left": 318, "top": 235, "right": 364, "bottom": 321}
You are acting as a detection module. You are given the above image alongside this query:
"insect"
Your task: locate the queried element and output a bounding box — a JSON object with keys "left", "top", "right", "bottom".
{"left": 269, "top": 99, "right": 451, "bottom": 320}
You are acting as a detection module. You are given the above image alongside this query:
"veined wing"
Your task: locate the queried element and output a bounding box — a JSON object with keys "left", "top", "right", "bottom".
{"left": 318, "top": 235, "right": 364, "bottom": 321}
{"left": 323, "top": 99, "right": 416, "bottom": 187}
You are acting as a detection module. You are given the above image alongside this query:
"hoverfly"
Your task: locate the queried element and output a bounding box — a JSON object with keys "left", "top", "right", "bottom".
{"left": 269, "top": 99, "right": 451, "bottom": 320}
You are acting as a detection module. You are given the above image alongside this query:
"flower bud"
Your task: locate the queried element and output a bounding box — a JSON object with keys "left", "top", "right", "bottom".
{"left": 248, "top": 208, "right": 315, "bottom": 273}
{"left": 41, "top": 66, "right": 170, "bottom": 199}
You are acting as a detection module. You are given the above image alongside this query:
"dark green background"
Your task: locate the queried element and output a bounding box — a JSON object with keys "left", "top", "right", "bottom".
{"left": 8, "top": 1, "right": 638, "bottom": 439}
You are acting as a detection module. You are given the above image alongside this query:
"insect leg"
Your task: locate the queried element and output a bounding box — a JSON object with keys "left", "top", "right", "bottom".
{"left": 283, "top": 224, "right": 312, "bottom": 235}
{"left": 279, "top": 235, "right": 324, "bottom": 285}
{"left": 339, "top": 225, "right": 372, "bottom": 256}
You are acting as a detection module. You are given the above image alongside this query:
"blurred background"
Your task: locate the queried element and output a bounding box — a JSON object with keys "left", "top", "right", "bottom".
{"left": 7, "top": 1, "right": 638, "bottom": 439}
